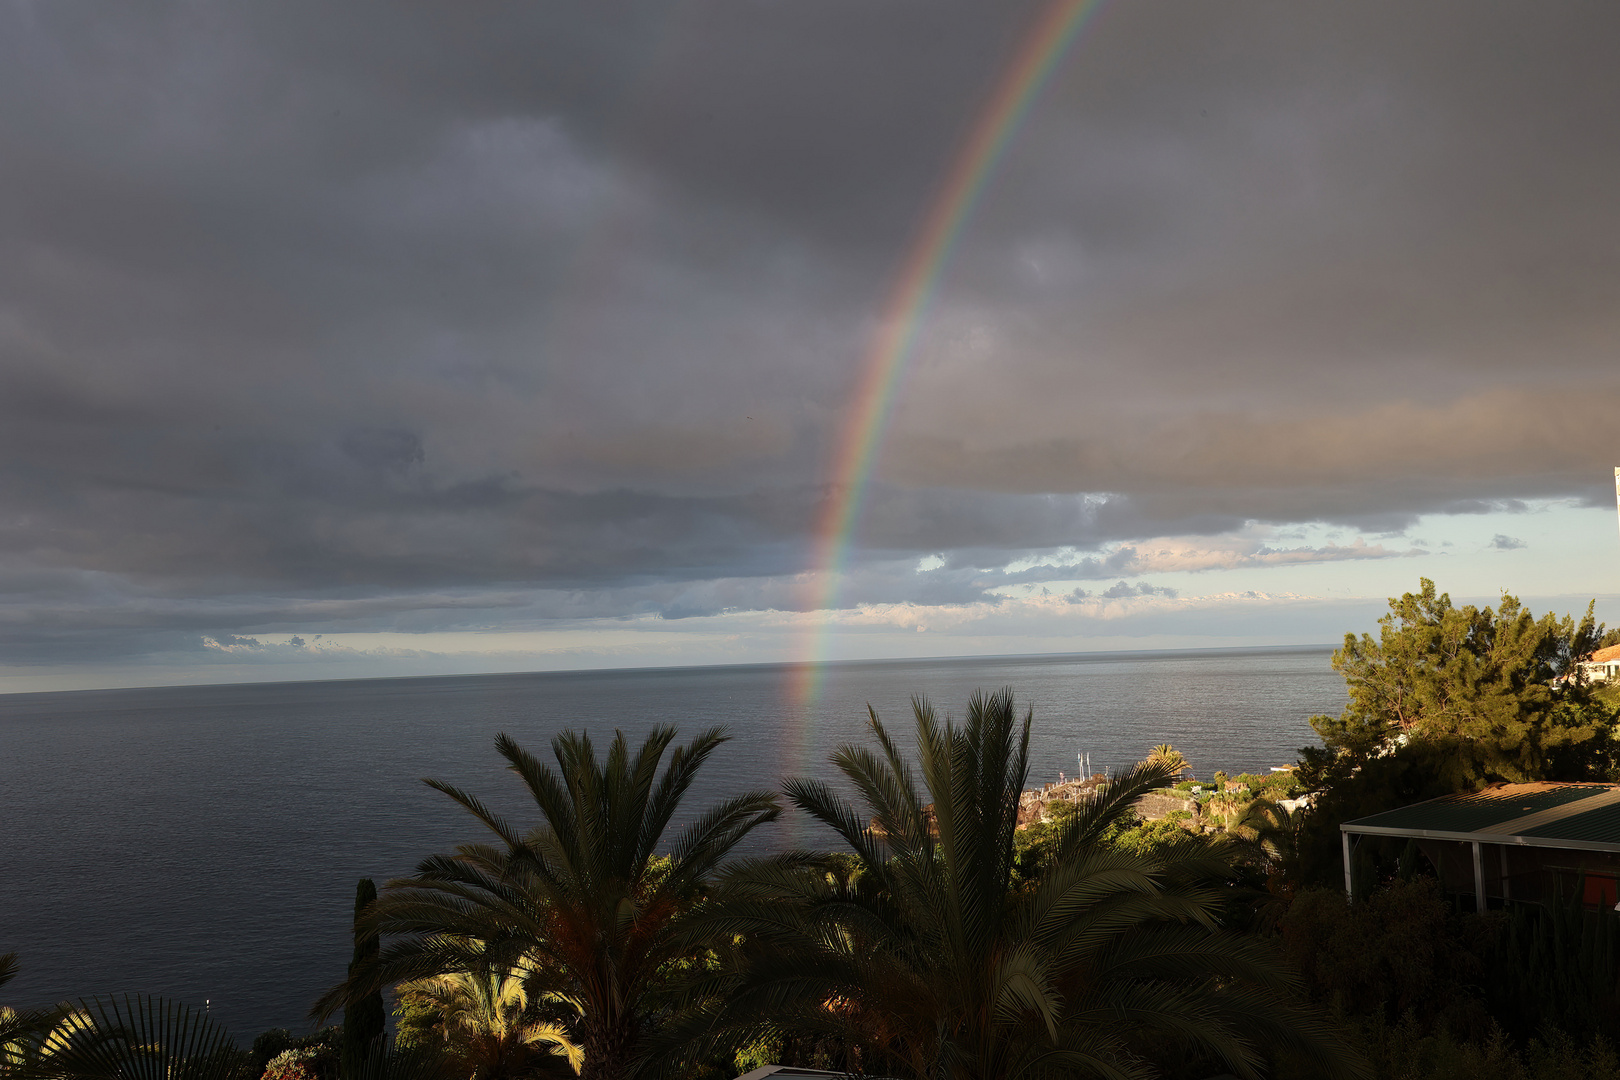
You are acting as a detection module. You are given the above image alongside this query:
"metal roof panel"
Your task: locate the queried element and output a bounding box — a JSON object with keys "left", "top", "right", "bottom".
{"left": 1522, "top": 799, "right": 1620, "bottom": 845}
{"left": 1345, "top": 784, "right": 1605, "bottom": 834}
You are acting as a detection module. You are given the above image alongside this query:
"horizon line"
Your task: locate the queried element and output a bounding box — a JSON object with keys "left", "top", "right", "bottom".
{"left": 0, "top": 641, "right": 1344, "bottom": 700}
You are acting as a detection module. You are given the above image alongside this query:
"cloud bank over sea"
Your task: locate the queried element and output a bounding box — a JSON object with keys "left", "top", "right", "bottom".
{"left": 2, "top": 2, "right": 1619, "bottom": 690}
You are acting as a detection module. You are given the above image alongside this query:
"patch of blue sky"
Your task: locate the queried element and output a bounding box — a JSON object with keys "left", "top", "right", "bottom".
{"left": 981, "top": 500, "right": 1620, "bottom": 616}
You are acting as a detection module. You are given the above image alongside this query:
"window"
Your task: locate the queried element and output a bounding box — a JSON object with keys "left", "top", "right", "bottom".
{"left": 1583, "top": 874, "right": 1618, "bottom": 908}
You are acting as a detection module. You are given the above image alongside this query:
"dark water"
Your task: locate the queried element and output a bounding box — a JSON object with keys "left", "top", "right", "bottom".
{"left": 0, "top": 647, "right": 1344, "bottom": 1040}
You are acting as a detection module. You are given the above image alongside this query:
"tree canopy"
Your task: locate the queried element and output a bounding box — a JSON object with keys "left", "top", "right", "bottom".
{"left": 1294, "top": 579, "right": 1620, "bottom": 886}
{"left": 1308, "top": 578, "right": 1620, "bottom": 788}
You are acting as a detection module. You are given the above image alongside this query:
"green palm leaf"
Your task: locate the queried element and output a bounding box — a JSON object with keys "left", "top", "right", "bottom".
{"left": 315, "top": 726, "right": 778, "bottom": 1080}
{"left": 694, "top": 687, "right": 1369, "bottom": 1080}
{"left": 11, "top": 995, "right": 246, "bottom": 1080}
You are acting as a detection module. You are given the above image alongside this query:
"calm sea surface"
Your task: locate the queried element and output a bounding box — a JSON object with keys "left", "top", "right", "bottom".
{"left": 0, "top": 647, "right": 1344, "bottom": 1039}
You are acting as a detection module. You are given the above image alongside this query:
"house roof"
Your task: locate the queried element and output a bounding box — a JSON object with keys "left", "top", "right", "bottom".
{"left": 1342, "top": 782, "right": 1620, "bottom": 852}
{"left": 1588, "top": 644, "right": 1620, "bottom": 664}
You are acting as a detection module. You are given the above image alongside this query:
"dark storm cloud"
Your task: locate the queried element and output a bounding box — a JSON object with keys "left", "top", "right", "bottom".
{"left": 3, "top": 1, "right": 1619, "bottom": 666}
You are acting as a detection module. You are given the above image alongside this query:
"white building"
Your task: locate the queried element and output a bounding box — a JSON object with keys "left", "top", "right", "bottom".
{"left": 1580, "top": 644, "right": 1620, "bottom": 683}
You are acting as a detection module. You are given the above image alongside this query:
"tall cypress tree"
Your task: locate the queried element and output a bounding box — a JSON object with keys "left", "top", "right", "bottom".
{"left": 341, "top": 877, "right": 385, "bottom": 1080}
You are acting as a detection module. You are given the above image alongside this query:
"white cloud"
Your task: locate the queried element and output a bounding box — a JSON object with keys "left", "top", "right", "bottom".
{"left": 990, "top": 530, "right": 1423, "bottom": 581}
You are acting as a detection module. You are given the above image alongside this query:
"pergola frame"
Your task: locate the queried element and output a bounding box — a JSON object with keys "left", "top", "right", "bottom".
{"left": 1341, "top": 821, "right": 1620, "bottom": 910}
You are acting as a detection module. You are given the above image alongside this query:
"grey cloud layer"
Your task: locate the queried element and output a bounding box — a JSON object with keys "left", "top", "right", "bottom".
{"left": 2, "top": 1, "right": 1618, "bottom": 665}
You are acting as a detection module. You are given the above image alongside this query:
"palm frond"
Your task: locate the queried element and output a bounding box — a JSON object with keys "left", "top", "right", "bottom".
{"left": 317, "top": 725, "right": 773, "bottom": 1079}
{"left": 13, "top": 995, "right": 245, "bottom": 1080}
{"left": 1052, "top": 758, "right": 1180, "bottom": 858}
{"left": 635, "top": 727, "right": 726, "bottom": 868}
{"left": 712, "top": 688, "right": 1367, "bottom": 1080}
{"left": 780, "top": 777, "right": 888, "bottom": 866}
{"left": 420, "top": 779, "right": 527, "bottom": 855}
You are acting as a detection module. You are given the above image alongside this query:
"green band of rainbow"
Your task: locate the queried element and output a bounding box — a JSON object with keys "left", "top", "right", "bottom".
{"left": 789, "top": 0, "right": 1110, "bottom": 710}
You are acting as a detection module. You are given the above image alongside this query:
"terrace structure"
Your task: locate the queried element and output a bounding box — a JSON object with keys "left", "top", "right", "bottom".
{"left": 1341, "top": 781, "right": 1620, "bottom": 911}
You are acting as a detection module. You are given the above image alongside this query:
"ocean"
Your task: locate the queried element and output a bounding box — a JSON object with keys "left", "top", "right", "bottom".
{"left": 0, "top": 646, "right": 1345, "bottom": 1040}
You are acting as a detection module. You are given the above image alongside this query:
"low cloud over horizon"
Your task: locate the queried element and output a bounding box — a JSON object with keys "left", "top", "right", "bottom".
{"left": 4, "top": 1, "right": 1620, "bottom": 690}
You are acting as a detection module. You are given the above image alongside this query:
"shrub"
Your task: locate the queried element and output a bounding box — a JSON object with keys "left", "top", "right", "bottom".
{"left": 1281, "top": 879, "right": 1492, "bottom": 1037}
{"left": 251, "top": 1028, "right": 339, "bottom": 1080}
{"left": 263, "top": 1047, "right": 323, "bottom": 1080}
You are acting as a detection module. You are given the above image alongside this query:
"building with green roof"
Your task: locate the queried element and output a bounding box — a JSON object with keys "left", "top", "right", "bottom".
{"left": 1341, "top": 782, "right": 1620, "bottom": 910}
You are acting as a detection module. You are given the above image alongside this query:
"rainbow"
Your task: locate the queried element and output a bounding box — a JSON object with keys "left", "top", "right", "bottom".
{"left": 788, "top": 0, "right": 1111, "bottom": 709}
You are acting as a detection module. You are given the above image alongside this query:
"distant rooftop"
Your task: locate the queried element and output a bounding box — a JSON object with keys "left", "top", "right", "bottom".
{"left": 1589, "top": 644, "right": 1620, "bottom": 664}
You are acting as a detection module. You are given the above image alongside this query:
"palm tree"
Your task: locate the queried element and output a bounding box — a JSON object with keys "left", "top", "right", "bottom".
{"left": 7, "top": 995, "right": 247, "bottom": 1080}
{"left": 1224, "top": 799, "right": 1306, "bottom": 919}
{"left": 2, "top": 960, "right": 251, "bottom": 1080}
{"left": 399, "top": 959, "right": 580, "bottom": 1080}
{"left": 695, "top": 689, "right": 1366, "bottom": 1080}
{"left": 1145, "top": 744, "right": 1189, "bottom": 779}
{"left": 315, "top": 726, "right": 779, "bottom": 1080}
{"left": 1203, "top": 789, "right": 1250, "bottom": 831}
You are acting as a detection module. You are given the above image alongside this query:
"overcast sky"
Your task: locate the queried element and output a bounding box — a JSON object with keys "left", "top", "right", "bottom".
{"left": 4, "top": 1, "right": 1620, "bottom": 692}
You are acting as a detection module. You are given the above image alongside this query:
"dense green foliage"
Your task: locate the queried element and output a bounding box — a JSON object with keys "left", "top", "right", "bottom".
{"left": 683, "top": 690, "right": 1365, "bottom": 1080}
{"left": 1278, "top": 874, "right": 1620, "bottom": 1079}
{"left": 314, "top": 727, "right": 779, "bottom": 1080}
{"left": 1296, "top": 580, "right": 1620, "bottom": 886}
{"left": 250, "top": 1027, "right": 340, "bottom": 1080}
{"left": 1263, "top": 579, "right": 1620, "bottom": 1077}
{"left": 1310, "top": 578, "right": 1617, "bottom": 782}
{"left": 392, "top": 963, "right": 579, "bottom": 1080}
